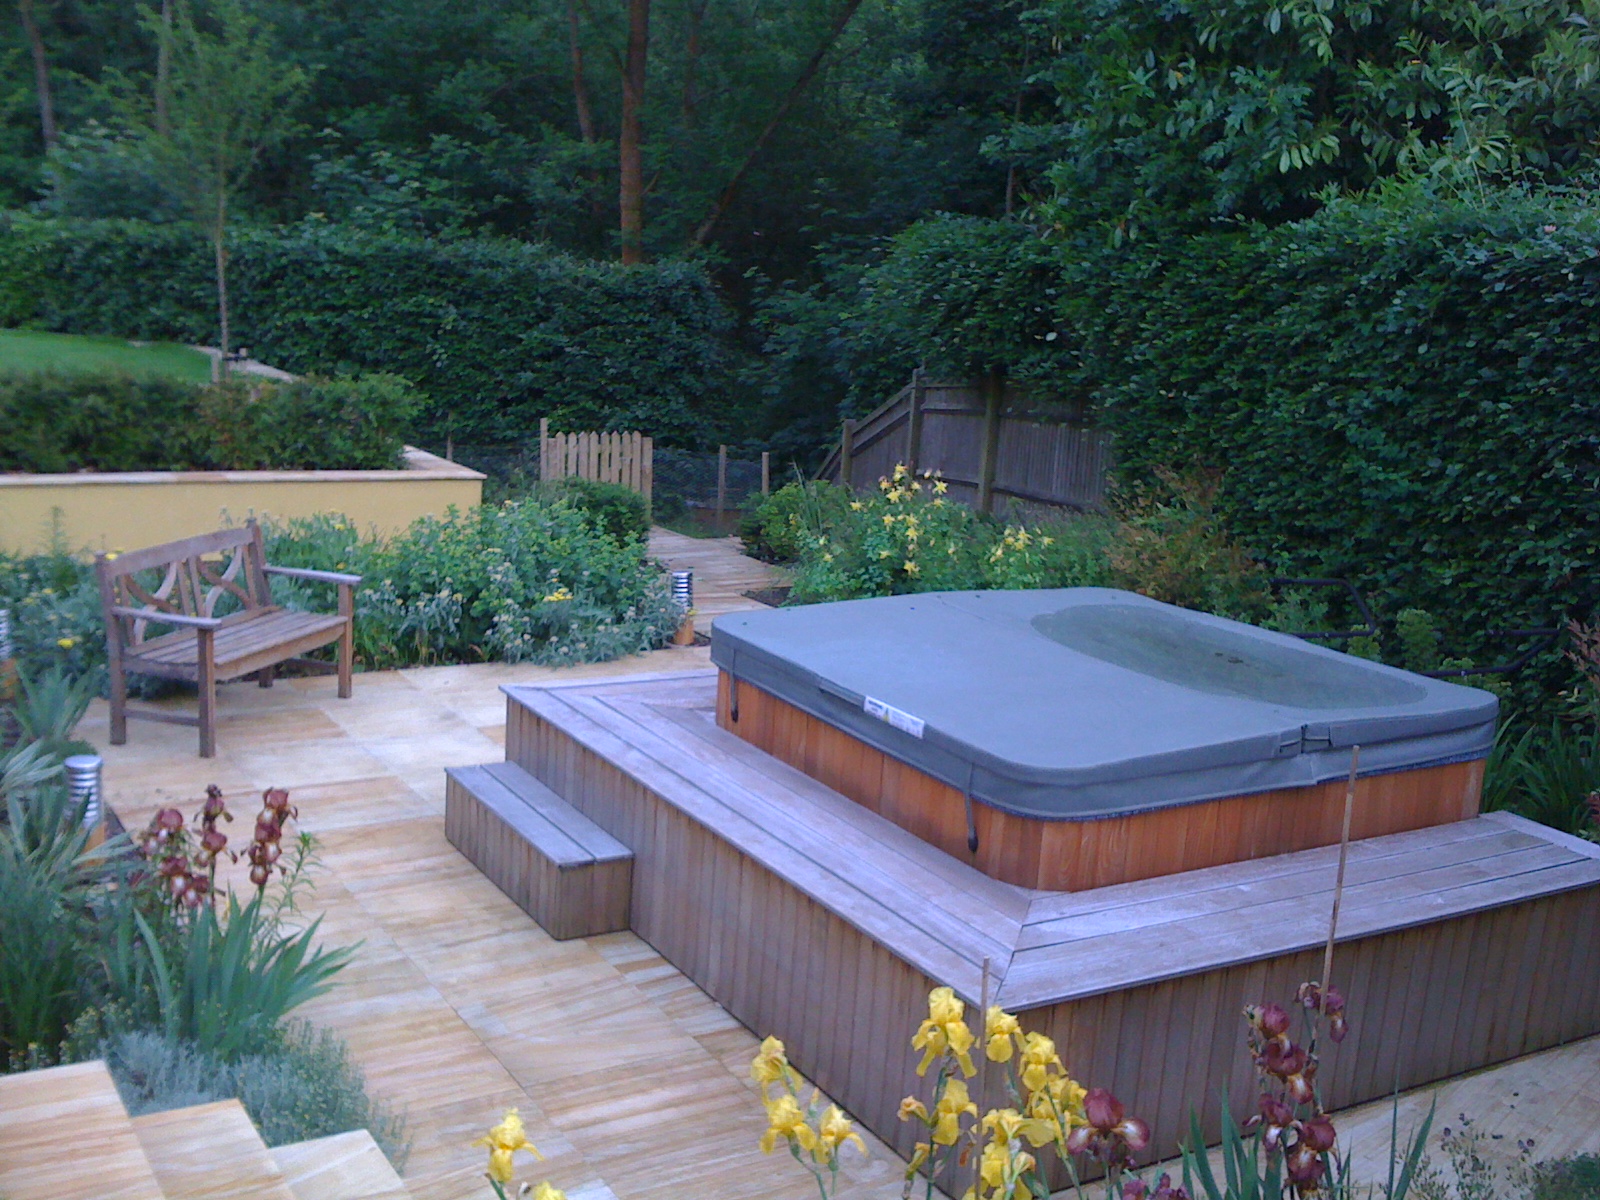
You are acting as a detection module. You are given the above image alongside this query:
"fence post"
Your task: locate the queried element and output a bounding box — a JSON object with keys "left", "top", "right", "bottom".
{"left": 539, "top": 418, "right": 549, "bottom": 481}
{"left": 840, "top": 419, "right": 855, "bottom": 489}
{"left": 642, "top": 436, "right": 654, "bottom": 512}
{"left": 716, "top": 444, "right": 728, "bottom": 526}
{"left": 976, "top": 373, "right": 1004, "bottom": 514}
{"left": 907, "top": 368, "right": 926, "bottom": 476}
{"left": 761, "top": 451, "right": 770, "bottom": 496}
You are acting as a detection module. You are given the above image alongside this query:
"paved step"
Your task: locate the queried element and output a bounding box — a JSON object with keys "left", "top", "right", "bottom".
{"left": 132, "top": 1099, "right": 298, "bottom": 1200}
{"left": 0, "top": 1061, "right": 165, "bottom": 1200}
{"left": 270, "top": 1130, "right": 412, "bottom": 1200}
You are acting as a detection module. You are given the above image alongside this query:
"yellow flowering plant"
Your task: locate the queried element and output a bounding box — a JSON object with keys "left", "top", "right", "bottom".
{"left": 750, "top": 1035, "right": 867, "bottom": 1200}
{"left": 472, "top": 1108, "right": 565, "bottom": 1200}
{"left": 897, "top": 986, "right": 1168, "bottom": 1200}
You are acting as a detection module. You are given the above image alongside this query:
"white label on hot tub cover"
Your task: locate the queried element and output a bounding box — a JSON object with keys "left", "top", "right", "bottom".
{"left": 864, "top": 696, "right": 925, "bottom": 738}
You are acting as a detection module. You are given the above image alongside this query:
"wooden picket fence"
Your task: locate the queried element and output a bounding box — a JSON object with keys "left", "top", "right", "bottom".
{"left": 538, "top": 418, "right": 653, "bottom": 503}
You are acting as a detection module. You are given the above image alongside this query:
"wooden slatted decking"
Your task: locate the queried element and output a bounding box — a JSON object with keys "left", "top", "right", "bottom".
{"left": 503, "top": 670, "right": 1600, "bottom": 1172}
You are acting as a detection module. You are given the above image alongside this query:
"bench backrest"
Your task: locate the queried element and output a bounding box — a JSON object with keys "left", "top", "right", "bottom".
{"left": 95, "top": 521, "right": 272, "bottom": 648}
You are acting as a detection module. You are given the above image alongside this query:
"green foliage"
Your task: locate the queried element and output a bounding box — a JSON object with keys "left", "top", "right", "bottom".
{"left": 0, "top": 783, "right": 96, "bottom": 1064}
{"left": 741, "top": 479, "right": 857, "bottom": 564}
{"left": 0, "top": 540, "right": 110, "bottom": 685}
{"left": 260, "top": 501, "right": 680, "bottom": 669}
{"left": 0, "top": 214, "right": 737, "bottom": 444}
{"left": 1482, "top": 720, "right": 1600, "bottom": 836}
{"left": 0, "top": 369, "right": 419, "bottom": 472}
{"left": 862, "top": 215, "right": 1062, "bottom": 380}
{"left": 1060, "top": 181, "right": 1600, "bottom": 707}
{"left": 1107, "top": 471, "right": 1273, "bottom": 623}
{"left": 1019, "top": 0, "right": 1600, "bottom": 236}
{"left": 1532, "top": 1154, "right": 1600, "bottom": 1200}
{"left": 103, "top": 1023, "right": 408, "bottom": 1162}
{"left": 535, "top": 476, "right": 650, "bottom": 544}
{"left": 785, "top": 471, "right": 1114, "bottom": 603}
{"left": 11, "top": 666, "right": 99, "bottom": 761}
{"left": 135, "top": 884, "right": 354, "bottom": 1062}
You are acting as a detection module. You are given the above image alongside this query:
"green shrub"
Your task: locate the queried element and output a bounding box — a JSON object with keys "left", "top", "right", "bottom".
{"left": 1057, "top": 181, "right": 1600, "bottom": 707}
{"left": 261, "top": 500, "right": 679, "bottom": 669}
{"left": 786, "top": 468, "right": 1113, "bottom": 603}
{"left": 102, "top": 1024, "right": 408, "bottom": 1165}
{"left": 741, "top": 480, "right": 856, "bottom": 565}
{"left": 1533, "top": 1154, "right": 1600, "bottom": 1200}
{"left": 0, "top": 213, "right": 738, "bottom": 444}
{"left": 536, "top": 476, "right": 650, "bottom": 544}
{"left": 0, "top": 370, "right": 420, "bottom": 473}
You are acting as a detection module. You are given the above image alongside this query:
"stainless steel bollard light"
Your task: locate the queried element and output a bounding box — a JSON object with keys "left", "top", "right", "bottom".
{"left": 64, "top": 754, "right": 104, "bottom": 830}
{"left": 670, "top": 570, "right": 694, "bottom": 613}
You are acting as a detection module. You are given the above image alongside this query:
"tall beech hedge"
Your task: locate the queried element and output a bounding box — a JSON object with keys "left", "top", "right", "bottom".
{"left": 0, "top": 215, "right": 736, "bottom": 444}
{"left": 1059, "top": 185, "right": 1600, "bottom": 659}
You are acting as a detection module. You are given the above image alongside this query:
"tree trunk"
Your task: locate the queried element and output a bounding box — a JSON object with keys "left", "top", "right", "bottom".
{"left": 618, "top": 0, "right": 650, "bottom": 264}
{"left": 566, "top": 0, "right": 596, "bottom": 143}
{"left": 690, "top": 0, "right": 864, "bottom": 248}
{"left": 16, "top": 0, "right": 56, "bottom": 150}
{"left": 681, "top": 0, "right": 709, "bottom": 124}
{"left": 155, "top": 0, "right": 173, "bottom": 138}
{"left": 213, "top": 192, "right": 231, "bottom": 377}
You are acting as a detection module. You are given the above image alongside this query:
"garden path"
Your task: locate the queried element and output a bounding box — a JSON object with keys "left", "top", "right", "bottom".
{"left": 79, "top": 647, "right": 907, "bottom": 1200}
{"left": 647, "top": 526, "right": 788, "bottom": 634}
{"left": 75, "top": 649, "right": 1600, "bottom": 1200}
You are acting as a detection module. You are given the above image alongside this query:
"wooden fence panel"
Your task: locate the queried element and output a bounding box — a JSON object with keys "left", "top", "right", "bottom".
{"left": 537, "top": 422, "right": 653, "bottom": 503}
{"left": 820, "top": 378, "right": 1109, "bottom": 513}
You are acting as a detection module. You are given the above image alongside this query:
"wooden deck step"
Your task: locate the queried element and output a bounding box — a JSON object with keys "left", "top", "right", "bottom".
{"left": 445, "top": 759, "right": 634, "bottom": 939}
{"left": 132, "top": 1099, "right": 297, "bottom": 1200}
{"left": 0, "top": 1061, "right": 165, "bottom": 1200}
{"left": 269, "top": 1130, "right": 412, "bottom": 1200}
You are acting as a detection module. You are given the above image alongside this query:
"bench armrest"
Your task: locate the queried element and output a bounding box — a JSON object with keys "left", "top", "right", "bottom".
{"left": 110, "top": 606, "right": 222, "bottom": 630}
{"left": 263, "top": 565, "right": 364, "bottom": 587}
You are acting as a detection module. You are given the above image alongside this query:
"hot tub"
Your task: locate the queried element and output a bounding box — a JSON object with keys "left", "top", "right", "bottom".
{"left": 710, "top": 588, "right": 1497, "bottom": 890}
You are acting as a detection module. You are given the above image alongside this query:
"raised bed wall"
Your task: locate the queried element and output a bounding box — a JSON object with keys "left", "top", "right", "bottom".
{"left": 0, "top": 447, "right": 484, "bottom": 554}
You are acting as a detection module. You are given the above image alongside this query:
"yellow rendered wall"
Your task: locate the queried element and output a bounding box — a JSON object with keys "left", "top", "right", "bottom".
{"left": 0, "top": 449, "right": 484, "bottom": 554}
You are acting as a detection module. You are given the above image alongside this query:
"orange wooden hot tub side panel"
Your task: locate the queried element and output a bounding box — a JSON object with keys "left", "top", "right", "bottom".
{"left": 715, "top": 672, "right": 1484, "bottom": 891}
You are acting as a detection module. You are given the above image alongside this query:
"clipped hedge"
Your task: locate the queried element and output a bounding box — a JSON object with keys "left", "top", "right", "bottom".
{"left": 0, "top": 214, "right": 736, "bottom": 445}
{"left": 1056, "top": 184, "right": 1600, "bottom": 664}
{"left": 0, "top": 371, "right": 419, "bottom": 472}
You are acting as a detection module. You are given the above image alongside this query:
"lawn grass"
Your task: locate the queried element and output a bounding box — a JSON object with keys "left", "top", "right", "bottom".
{"left": 0, "top": 329, "right": 214, "bottom": 382}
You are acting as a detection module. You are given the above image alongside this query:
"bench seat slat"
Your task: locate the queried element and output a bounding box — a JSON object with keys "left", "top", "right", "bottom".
{"left": 127, "top": 612, "right": 346, "bottom": 670}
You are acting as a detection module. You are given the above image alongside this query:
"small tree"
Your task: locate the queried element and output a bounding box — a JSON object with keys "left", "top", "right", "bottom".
{"left": 131, "top": 0, "right": 307, "bottom": 371}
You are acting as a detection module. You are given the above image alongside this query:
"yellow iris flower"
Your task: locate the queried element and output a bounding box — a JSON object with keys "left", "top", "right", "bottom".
{"left": 750, "top": 1035, "right": 792, "bottom": 1086}
{"left": 814, "top": 1104, "right": 867, "bottom": 1163}
{"left": 532, "top": 1186, "right": 567, "bottom": 1200}
{"left": 931, "top": 1079, "right": 978, "bottom": 1145}
{"left": 912, "top": 987, "right": 977, "bottom": 1077}
{"left": 760, "top": 1093, "right": 818, "bottom": 1154}
{"left": 473, "top": 1108, "right": 543, "bottom": 1184}
{"left": 985, "top": 1005, "right": 1022, "bottom": 1062}
{"left": 1019, "top": 1032, "right": 1061, "bottom": 1093}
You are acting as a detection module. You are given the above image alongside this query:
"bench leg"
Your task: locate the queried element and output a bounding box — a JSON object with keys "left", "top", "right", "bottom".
{"left": 337, "top": 619, "right": 353, "bottom": 700}
{"left": 257, "top": 665, "right": 275, "bottom": 688}
{"left": 197, "top": 630, "right": 217, "bottom": 758}
{"left": 108, "top": 653, "right": 128, "bottom": 746}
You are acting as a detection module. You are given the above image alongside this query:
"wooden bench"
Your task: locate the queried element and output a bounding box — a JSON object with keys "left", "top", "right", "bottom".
{"left": 444, "top": 760, "right": 634, "bottom": 940}
{"left": 94, "top": 520, "right": 360, "bottom": 758}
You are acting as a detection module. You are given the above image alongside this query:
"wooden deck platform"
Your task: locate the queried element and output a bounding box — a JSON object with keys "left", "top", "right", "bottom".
{"left": 505, "top": 670, "right": 1600, "bottom": 1169}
